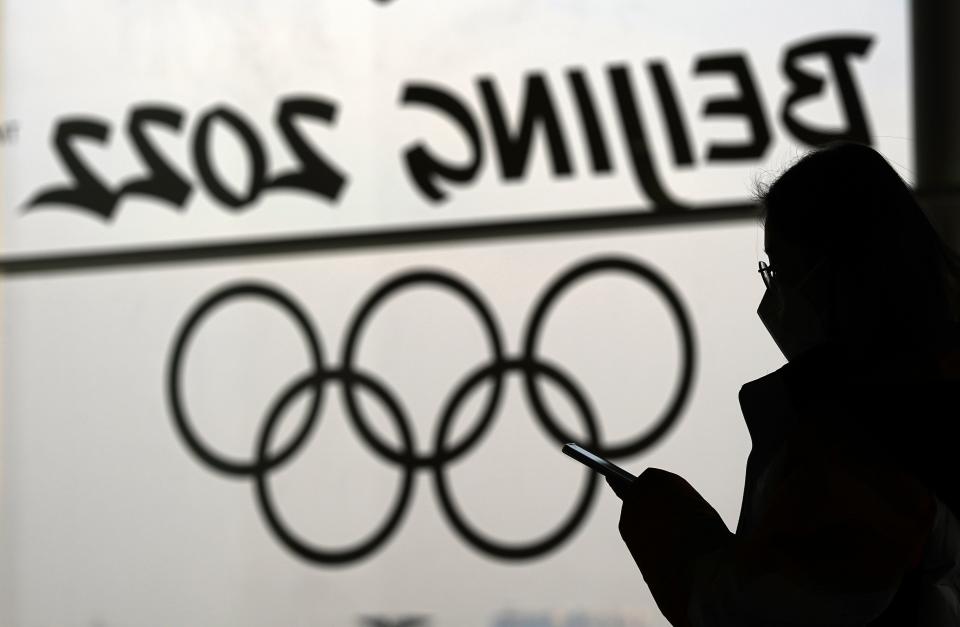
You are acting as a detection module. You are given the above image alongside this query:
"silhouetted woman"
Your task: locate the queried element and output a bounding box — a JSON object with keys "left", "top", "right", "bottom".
{"left": 616, "top": 142, "right": 960, "bottom": 626}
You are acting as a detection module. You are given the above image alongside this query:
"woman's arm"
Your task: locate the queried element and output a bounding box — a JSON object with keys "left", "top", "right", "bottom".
{"left": 618, "top": 460, "right": 934, "bottom": 626}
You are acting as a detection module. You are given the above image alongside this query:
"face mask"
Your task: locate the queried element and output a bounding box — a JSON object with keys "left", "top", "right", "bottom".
{"left": 757, "top": 260, "right": 831, "bottom": 361}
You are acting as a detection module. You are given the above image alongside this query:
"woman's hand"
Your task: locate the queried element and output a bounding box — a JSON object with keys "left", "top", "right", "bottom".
{"left": 616, "top": 468, "right": 732, "bottom": 627}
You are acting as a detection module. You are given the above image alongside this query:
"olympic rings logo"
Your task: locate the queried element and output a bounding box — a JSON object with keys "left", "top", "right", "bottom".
{"left": 166, "top": 256, "right": 696, "bottom": 565}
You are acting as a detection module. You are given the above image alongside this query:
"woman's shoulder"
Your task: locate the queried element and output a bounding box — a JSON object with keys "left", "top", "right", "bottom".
{"left": 916, "top": 496, "right": 960, "bottom": 625}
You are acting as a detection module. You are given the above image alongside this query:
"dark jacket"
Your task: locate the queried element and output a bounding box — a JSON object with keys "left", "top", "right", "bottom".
{"left": 619, "top": 327, "right": 960, "bottom": 626}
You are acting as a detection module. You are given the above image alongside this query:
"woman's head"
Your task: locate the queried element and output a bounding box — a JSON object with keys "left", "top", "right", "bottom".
{"left": 756, "top": 142, "right": 960, "bottom": 359}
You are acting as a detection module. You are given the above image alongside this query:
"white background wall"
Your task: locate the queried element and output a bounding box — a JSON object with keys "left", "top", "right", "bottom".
{"left": 1, "top": 2, "right": 909, "bottom": 625}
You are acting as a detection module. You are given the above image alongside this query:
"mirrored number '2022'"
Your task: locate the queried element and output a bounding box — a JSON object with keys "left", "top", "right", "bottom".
{"left": 25, "top": 97, "right": 347, "bottom": 220}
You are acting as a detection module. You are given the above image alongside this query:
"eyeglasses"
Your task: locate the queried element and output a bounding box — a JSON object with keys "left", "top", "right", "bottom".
{"left": 759, "top": 257, "right": 829, "bottom": 289}
{"left": 758, "top": 260, "right": 776, "bottom": 288}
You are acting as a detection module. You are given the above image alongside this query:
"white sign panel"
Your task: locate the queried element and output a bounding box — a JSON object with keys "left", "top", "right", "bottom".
{"left": 1, "top": 0, "right": 910, "bottom": 259}
{"left": 1, "top": 2, "right": 909, "bottom": 626}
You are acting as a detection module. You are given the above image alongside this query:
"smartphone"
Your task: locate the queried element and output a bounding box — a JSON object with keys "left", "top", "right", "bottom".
{"left": 561, "top": 443, "right": 636, "bottom": 498}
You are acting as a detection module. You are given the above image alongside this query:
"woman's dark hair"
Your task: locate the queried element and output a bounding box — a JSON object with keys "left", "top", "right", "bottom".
{"left": 756, "top": 142, "right": 960, "bottom": 345}
{"left": 756, "top": 142, "right": 960, "bottom": 520}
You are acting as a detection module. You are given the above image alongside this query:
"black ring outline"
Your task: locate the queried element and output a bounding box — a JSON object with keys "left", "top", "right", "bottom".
{"left": 167, "top": 282, "right": 325, "bottom": 476}
{"left": 253, "top": 370, "right": 415, "bottom": 565}
{"left": 432, "top": 359, "right": 599, "bottom": 560}
{"left": 340, "top": 270, "right": 506, "bottom": 468}
{"left": 166, "top": 255, "right": 697, "bottom": 565}
{"left": 522, "top": 256, "right": 696, "bottom": 459}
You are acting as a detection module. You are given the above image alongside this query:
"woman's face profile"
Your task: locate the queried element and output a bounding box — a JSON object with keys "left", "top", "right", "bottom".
{"left": 759, "top": 224, "right": 839, "bottom": 359}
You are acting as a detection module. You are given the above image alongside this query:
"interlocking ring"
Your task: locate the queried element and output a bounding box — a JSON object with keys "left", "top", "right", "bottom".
{"left": 167, "top": 283, "right": 325, "bottom": 476}
{"left": 166, "top": 256, "right": 697, "bottom": 565}
{"left": 254, "top": 370, "right": 415, "bottom": 565}
{"left": 522, "top": 257, "right": 695, "bottom": 458}
{"left": 432, "top": 359, "right": 600, "bottom": 559}
{"left": 340, "top": 271, "right": 506, "bottom": 467}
